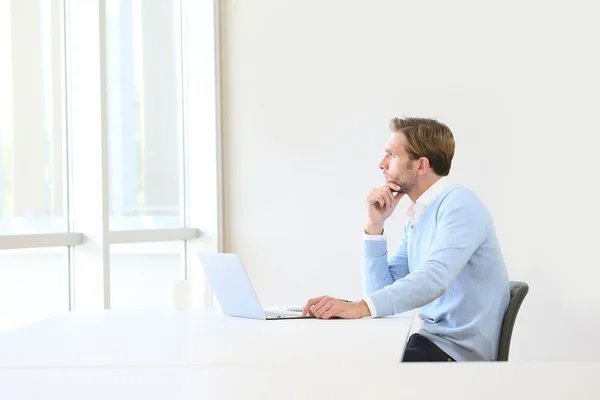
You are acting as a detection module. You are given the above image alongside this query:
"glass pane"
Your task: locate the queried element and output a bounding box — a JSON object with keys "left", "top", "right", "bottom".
{"left": 110, "top": 242, "right": 181, "bottom": 309}
{"left": 0, "top": 0, "right": 65, "bottom": 235}
{"left": 105, "top": 0, "right": 183, "bottom": 230}
{"left": 0, "top": 247, "right": 69, "bottom": 333}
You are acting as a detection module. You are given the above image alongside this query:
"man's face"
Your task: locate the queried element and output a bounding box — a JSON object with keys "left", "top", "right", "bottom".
{"left": 378, "top": 132, "right": 418, "bottom": 194}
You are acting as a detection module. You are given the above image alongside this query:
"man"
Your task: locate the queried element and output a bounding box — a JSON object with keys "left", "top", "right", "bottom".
{"left": 301, "top": 117, "right": 510, "bottom": 362}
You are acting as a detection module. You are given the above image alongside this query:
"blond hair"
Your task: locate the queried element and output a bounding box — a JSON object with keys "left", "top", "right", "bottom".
{"left": 389, "top": 117, "right": 455, "bottom": 176}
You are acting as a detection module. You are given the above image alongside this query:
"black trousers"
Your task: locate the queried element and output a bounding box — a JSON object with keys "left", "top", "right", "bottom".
{"left": 402, "top": 333, "right": 456, "bottom": 362}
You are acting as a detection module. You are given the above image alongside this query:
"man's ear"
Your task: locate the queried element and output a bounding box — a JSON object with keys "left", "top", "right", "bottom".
{"left": 417, "top": 157, "right": 430, "bottom": 175}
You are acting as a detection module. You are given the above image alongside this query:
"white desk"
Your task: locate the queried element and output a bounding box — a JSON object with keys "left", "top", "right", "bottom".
{"left": 0, "top": 309, "right": 412, "bottom": 368}
{"left": 1, "top": 363, "right": 599, "bottom": 400}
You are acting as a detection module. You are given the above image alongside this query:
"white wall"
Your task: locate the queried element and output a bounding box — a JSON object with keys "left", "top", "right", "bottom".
{"left": 220, "top": 0, "right": 600, "bottom": 361}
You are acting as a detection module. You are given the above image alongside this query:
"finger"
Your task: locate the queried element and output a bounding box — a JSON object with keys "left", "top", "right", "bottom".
{"left": 392, "top": 190, "right": 405, "bottom": 206}
{"left": 367, "top": 192, "right": 379, "bottom": 205}
{"left": 385, "top": 182, "right": 402, "bottom": 193}
{"left": 315, "top": 301, "right": 336, "bottom": 319}
{"left": 383, "top": 189, "right": 394, "bottom": 209}
{"left": 376, "top": 194, "right": 386, "bottom": 208}
{"left": 301, "top": 296, "right": 326, "bottom": 316}
{"left": 311, "top": 296, "right": 333, "bottom": 317}
{"left": 322, "top": 303, "right": 341, "bottom": 320}
{"left": 302, "top": 296, "right": 325, "bottom": 316}
{"left": 369, "top": 188, "right": 388, "bottom": 204}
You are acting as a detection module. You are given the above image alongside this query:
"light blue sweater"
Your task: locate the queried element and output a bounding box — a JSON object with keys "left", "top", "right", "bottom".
{"left": 362, "top": 185, "right": 510, "bottom": 361}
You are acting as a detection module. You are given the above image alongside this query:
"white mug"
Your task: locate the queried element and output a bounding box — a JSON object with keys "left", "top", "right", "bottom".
{"left": 170, "top": 280, "right": 191, "bottom": 311}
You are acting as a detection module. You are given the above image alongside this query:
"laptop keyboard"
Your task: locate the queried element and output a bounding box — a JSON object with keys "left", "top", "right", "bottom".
{"left": 265, "top": 310, "right": 302, "bottom": 318}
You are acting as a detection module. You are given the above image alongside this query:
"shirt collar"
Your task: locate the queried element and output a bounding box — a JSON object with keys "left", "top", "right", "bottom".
{"left": 415, "top": 177, "right": 450, "bottom": 207}
{"left": 407, "top": 177, "right": 450, "bottom": 222}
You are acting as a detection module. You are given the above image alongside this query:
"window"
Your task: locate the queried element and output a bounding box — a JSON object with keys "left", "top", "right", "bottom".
{"left": 105, "top": 0, "right": 184, "bottom": 231}
{"left": 0, "top": 0, "right": 221, "bottom": 332}
{"left": 110, "top": 242, "right": 181, "bottom": 309}
{"left": 0, "top": 0, "right": 66, "bottom": 235}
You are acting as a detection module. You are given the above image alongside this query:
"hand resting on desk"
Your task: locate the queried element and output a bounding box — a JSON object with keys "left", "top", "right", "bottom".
{"left": 301, "top": 296, "right": 371, "bottom": 319}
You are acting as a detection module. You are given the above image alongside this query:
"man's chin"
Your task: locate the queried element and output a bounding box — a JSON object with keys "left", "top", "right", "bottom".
{"left": 386, "top": 181, "right": 404, "bottom": 194}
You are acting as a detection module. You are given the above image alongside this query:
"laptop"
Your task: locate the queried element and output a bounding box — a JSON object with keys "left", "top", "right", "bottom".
{"left": 197, "top": 252, "right": 314, "bottom": 320}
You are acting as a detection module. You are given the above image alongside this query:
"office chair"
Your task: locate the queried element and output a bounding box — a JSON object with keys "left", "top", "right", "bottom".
{"left": 497, "top": 281, "right": 529, "bottom": 361}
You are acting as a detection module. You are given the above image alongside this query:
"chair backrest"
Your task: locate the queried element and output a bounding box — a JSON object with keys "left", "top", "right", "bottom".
{"left": 497, "top": 281, "right": 529, "bottom": 361}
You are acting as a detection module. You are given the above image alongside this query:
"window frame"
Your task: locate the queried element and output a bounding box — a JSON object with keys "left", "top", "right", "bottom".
{"left": 0, "top": 0, "right": 222, "bottom": 315}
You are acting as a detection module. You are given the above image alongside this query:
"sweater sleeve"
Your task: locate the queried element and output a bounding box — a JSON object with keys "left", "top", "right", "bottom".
{"left": 368, "top": 190, "right": 488, "bottom": 317}
{"left": 361, "top": 224, "right": 410, "bottom": 316}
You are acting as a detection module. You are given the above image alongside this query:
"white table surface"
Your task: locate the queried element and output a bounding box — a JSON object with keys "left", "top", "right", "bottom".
{"left": 1, "top": 363, "right": 599, "bottom": 400}
{"left": 0, "top": 309, "right": 412, "bottom": 368}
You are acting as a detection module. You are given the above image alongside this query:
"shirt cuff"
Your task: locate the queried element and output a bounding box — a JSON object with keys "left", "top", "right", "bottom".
{"left": 363, "top": 231, "right": 386, "bottom": 241}
{"left": 367, "top": 288, "right": 395, "bottom": 317}
{"left": 363, "top": 296, "right": 378, "bottom": 318}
